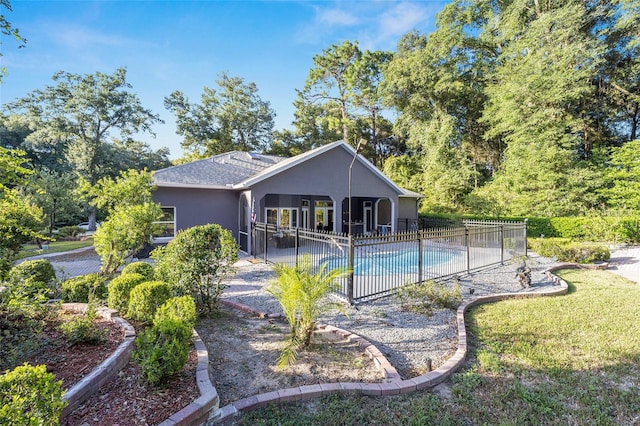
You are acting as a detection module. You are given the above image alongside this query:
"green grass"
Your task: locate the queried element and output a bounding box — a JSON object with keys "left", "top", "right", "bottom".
{"left": 236, "top": 270, "right": 640, "bottom": 425}
{"left": 17, "top": 239, "right": 94, "bottom": 259}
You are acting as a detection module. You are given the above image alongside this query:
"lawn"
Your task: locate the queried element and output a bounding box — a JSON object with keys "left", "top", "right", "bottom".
{"left": 17, "top": 238, "right": 94, "bottom": 259}
{"left": 237, "top": 269, "right": 640, "bottom": 425}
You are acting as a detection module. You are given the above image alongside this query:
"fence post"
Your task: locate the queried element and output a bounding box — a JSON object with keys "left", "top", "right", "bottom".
{"left": 465, "top": 226, "right": 470, "bottom": 274}
{"left": 348, "top": 235, "right": 354, "bottom": 304}
{"left": 263, "top": 224, "right": 268, "bottom": 264}
{"left": 524, "top": 219, "right": 528, "bottom": 258}
{"left": 295, "top": 227, "right": 299, "bottom": 269}
{"left": 500, "top": 224, "right": 504, "bottom": 265}
{"left": 418, "top": 230, "right": 423, "bottom": 284}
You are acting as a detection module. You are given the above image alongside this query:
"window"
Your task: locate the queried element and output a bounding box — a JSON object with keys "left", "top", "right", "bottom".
{"left": 153, "top": 207, "right": 175, "bottom": 239}
{"left": 266, "top": 207, "right": 298, "bottom": 230}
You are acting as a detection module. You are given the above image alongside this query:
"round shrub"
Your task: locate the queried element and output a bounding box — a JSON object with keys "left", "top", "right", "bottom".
{"left": 133, "top": 318, "right": 191, "bottom": 385}
{"left": 154, "top": 296, "right": 197, "bottom": 329}
{"left": 120, "top": 261, "right": 155, "bottom": 281}
{"left": 127, "top": 280, "right": 172, "bottom": 323}
{"left": 0, "top": 363, "right": 67, "bottom": 424}
{"left": 61, "top": 273, "right": 107, "bottom": 303}
{"left": 107, "top": 273, "right": 147, "bottom": 314}
{"left": 8, "top": 259, "right": 56, "bottom": 286}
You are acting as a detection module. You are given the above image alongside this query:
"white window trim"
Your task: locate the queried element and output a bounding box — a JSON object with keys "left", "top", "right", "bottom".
{"left": 152, "top": 206, "right": 176, "bottom": 243}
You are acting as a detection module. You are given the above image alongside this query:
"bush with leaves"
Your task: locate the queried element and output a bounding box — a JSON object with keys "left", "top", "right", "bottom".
{"left": 529, "top": 238, "right": 610, "bottom": 263}
{"left": 120, "top": 261, "right": 155, "bottom": 281}
{"left": 127, "top": 280, "right": 172, "bottom": 323}
{"left": 107, "top": 273, "right": 147, "bottom": 314}
{"left": 57, "top": 225, "right": 83, "bottom": 238}
{"left": 61, "top": 273, "right": 107, "bottom": 303}
{"left": 395, "top": 280, "right": 462, "bottom": 317}
{"left": 266, "top": 256, "right": 347, "bottom": 368}
{"left": 58, "top": 304, "right": 106, "bottom": 346}
{"left": 0, "top": 363, "right": 67, "bottom": 425}
{"left": 153, "top": 224, "right": 238, "bottom": 315}
{"left": 154, "top": 295, "right": 197, "bottom": 329}
{"left": 8, "top": 259, "right": 56, "bottom": 287}
{"left": 133, "top": 318, "right": 192, "bottom": 386}
{"left": 94, "top": 203, "right": 162, "bottom": 276}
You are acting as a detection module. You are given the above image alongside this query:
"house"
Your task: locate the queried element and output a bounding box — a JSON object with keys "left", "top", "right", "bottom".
{"left": 152, "top": 140, "right": 423, "bottom": 253}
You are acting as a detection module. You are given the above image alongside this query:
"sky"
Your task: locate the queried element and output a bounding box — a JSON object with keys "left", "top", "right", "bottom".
{"left": 1, "top": 0, "right": 449, "bottom": 159}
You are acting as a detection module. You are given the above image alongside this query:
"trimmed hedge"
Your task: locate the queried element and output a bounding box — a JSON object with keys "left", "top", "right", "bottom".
{"left": 61, "top": 273, "right": 107, "bottom": 303}
{"left": 133, "top": 318, "right": 191, "bottom": 385}
{"left": 120, "top": 262, "right": 155, "bottom": 281}
{"left": 127, "top": 281, "right": 172, "bottom": 323}
{"left": 154, "top": 296, "right": 197, "bottom": 329}
{"left": 8, "top": 260, "right": 56, "bottom": 286}
{"left": 107, "top": 273, "right": 147, "bottom": 314}
{"left": 419, "top": 214, "right": 640, "bottom": 243}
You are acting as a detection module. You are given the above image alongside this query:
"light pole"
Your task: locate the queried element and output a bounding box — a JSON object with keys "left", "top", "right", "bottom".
{"left": 347, "top": 138, "right": 366, "bottom": 304}
{"left": 348, "top": 138, "right": 367, "bottom": 237}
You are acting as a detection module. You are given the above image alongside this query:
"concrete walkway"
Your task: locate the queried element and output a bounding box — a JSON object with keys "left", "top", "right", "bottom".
{"left": 607, "top": 245, "right": 640, "bottom": 284}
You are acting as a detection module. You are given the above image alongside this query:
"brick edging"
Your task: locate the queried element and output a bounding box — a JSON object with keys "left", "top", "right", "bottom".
{"left": 211, "top": 264, "right": 587, "bottom": 423}
{"left": 157, "top": 330, "right": 220, "bottom": 426}
{"left": 60, "top": 303, "right": 136, "bottom": 420}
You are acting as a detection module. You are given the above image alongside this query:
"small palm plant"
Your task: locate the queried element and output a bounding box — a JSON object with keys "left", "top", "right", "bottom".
{"left": 267, "top": 255, "right": 348, "bottom": 368}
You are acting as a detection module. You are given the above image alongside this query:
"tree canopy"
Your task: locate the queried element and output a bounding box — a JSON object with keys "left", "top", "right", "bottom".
{"left": 165, "top": 72, "right": 275, "bottom": 158}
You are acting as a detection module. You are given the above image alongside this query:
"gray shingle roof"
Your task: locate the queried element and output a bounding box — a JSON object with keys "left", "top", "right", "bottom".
{"left": 153, "top": 151, "right": 286, "bottom": 188}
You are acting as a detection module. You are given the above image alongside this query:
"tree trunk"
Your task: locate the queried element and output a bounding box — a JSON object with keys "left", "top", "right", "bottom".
{"left": 88, "top": 206, "right": 98, "bottom": 231}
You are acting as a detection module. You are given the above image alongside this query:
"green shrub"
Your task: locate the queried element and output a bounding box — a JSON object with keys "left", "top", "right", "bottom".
{"left": 395, "top": 280, "right": 462, "bottom": 316}
{"left": 8, "top": 259, "right": 56, "bottom": 286}
{"left": 0, "top": 303, "right": 46, "bottom": 372}
{"left": 152, "top": 223, "right": 238, "bottom": 315}
{"left": 107, "top": 273, "right": 147, "bottom": 314}
{"left": 58, "top": 304, "right": 106, "bottom": 346}
{"left": 154, "top": 295, "right": 197, "bottom": 329}
{"left": 529, "top": 238, "right": 610, "bottom": 263}
{"left": 61, "top": 273, "right": 107, "bottom": 303}
{"left": 57, "top": 225, "right": 83, "bottom": 238}
{"left": 127, "top": 280, "right": 172, "bottom": 323}
{"left": 133, "top": 318, "right": 191, "bottom": 385}
{"left": 120, "top": 261, "right": 155, "bottom": 281}
{"left": 0, "top": 363, "right": 67, "bottom": 425}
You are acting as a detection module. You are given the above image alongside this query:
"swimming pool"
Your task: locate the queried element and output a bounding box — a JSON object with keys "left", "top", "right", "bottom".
{"left": 320, "top": 247, "right": 461, "bottom": 276}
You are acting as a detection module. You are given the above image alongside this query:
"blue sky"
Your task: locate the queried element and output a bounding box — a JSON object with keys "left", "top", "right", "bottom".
{"left": 2, "top": 0, "right": 449, "bottom": 159}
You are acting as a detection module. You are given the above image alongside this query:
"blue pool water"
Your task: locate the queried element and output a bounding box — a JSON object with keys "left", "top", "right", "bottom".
{"left": 320, "top": 247, "right": 460, "bottom": 276}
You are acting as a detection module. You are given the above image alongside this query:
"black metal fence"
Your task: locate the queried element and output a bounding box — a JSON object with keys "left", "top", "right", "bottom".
{"left": 252, "top": 220, "right": 527, "bottom": 303}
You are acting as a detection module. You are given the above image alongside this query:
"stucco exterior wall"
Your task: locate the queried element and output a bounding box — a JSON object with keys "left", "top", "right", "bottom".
{"left": 153, "top": 187, "right": 239, "bottom": 235}
{"left": 398, "top": 198, "right": 419, "bottom": 220}
{"left": 250, "top": 146, "right": 401, "bottom": 229}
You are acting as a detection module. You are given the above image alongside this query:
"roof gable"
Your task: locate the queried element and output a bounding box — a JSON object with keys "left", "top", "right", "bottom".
{"left": 153, "top": 141, "right": 422, "bottom": 198}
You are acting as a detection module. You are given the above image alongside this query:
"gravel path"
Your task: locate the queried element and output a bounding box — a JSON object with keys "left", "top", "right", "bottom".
{"left": 221, "top": 253, "right": 559, "bottom": 378}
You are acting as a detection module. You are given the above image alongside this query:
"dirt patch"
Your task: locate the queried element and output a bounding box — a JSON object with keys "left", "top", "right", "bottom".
{"left": 197, "top": 303, "right": 383, "bottom": 407}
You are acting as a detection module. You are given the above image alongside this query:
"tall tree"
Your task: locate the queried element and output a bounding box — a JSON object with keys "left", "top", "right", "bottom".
{"left": 165, "top": 73, "right": 275, "bottom": 157}
{"left": 477, "top": 1, "right": 606, "bottom": 216}
{"left": 298, "top": 41, "right": 362, "bottom": 144}
{"left": 0, "top": 0, "right": 26, "bottom": 82}
{"left": 6, "top": 68, "right": 162, "bottom": 229}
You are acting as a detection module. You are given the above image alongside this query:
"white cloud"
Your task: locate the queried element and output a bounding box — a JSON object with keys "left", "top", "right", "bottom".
{"left": 316, "top": 7, "right": 359, "bottom": 27}
{"left": 379, "top": 2, "right": 430, "bottom": 39}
